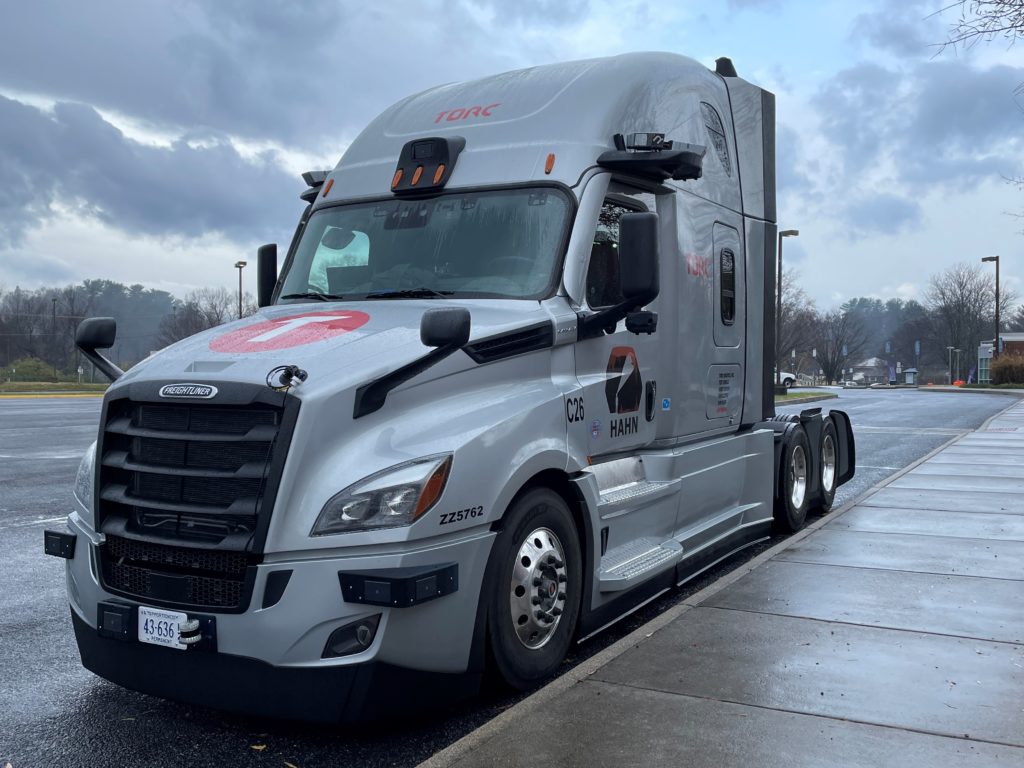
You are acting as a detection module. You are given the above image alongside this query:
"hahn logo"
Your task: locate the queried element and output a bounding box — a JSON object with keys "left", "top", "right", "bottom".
{"left": 605, "top": 347, "right": 642, "bottom": 414}
{"left": 159, "top": 383, "right": 218, "bottom": 399}
{"left": 210, "top": 310, "right": 370, "bottom": 353}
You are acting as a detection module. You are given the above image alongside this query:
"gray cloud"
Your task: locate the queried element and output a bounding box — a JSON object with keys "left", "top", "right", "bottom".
{"left": 0, "top": 95, "right": 302, "bottom": 248}
{"left": 845, "top": 193, "right": 923, "bottom": 235}
{"left": 814, "top": 58, "right": 1024, "bottom": 188}
{"left": 0, "top": 0, "right": 536, "bottom": 150}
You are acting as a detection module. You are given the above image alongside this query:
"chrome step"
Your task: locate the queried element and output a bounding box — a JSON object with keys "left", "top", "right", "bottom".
{"left": 597, "top": 478, "right": 680, "bottom": 519}
{"left": 598, "top": 537, "right": 683, "bottom": 593}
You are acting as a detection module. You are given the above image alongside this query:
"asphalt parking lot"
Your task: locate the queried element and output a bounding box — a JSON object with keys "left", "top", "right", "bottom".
{"left": 0, "top": 388, "right": 1014, "bottom": 767}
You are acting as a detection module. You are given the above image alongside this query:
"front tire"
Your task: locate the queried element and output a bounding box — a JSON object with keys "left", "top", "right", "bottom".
{"left": 784, "top": 378, "right": 795, "bottom": 389}
{"left": 486, "top": 488, "right": 582, "bottom": 690}
{"left": 774, "top": 426, "right": 810, "bottom": 532}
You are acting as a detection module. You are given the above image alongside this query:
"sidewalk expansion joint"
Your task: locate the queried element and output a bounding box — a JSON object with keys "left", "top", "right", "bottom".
{"left": 590, "top": 679, "right": 1024, "bottom": 751}
{"left": 699, "top": 603, "right": 1024, "bottom": 647}
{"left": 775, "top": 556, "right": 1024, "bottom": 583}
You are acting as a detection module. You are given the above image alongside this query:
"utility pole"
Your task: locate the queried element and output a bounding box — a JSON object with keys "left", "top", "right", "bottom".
{"left": 51, "top": 296, "right": 57, "bottom": 380}
{"left": 982, "top": 255, "right": 1000, "bottom": 359}
{"left": 235, "top": 261, "right": 248, "bottom": 319}
{"left": 775, "top": 229, "right": 799, "bottom": 392}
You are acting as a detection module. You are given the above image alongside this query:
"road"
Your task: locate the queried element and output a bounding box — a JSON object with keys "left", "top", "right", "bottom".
{"left": 0, "top": 388, "right": 1014, "bottom": 767}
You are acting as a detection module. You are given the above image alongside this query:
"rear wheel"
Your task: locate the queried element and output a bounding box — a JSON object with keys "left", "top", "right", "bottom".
{"left": 774, "top": 426, "right": 810, "bottom": 532}
{"left": 813, "top": 420, "right": 838, "bottom": 514}
{"left": 784, "top": 377, "right": 795, "bottom": 389}
{"left": 486, "top": 488, "right": 582, "bottom": 690}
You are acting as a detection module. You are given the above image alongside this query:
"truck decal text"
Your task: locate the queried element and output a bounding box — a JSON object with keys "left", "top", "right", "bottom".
{"left": 434, "top": 103, "right": 501, "bottom": 124}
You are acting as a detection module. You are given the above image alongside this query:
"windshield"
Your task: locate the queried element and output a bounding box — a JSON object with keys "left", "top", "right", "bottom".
{"left": 278, "top": 187, "right": 572, "bottom": 302}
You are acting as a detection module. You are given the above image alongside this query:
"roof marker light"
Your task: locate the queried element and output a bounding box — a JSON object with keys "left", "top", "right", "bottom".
{"left": 433, "top": 164, "right": 446, "bottom": 185}
{"left": 322, "top": 178, "right": 334, "bottom": 197}
{"left": 411, "top": 166, "right": 424, "bottom": 186}
{"left": 545, "top": 153, "right": 555, "bottom": 174}
{"left": 391, "top": 169, "right": 404, "bottom": 189}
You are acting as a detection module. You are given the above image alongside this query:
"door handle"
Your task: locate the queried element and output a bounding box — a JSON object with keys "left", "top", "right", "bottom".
{"left": 645, "top": 380, "right": 657, "bottom": 422}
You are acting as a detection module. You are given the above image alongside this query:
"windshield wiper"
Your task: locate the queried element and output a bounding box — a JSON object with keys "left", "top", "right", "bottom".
{"left": 280, "top": 291, "right": 345, "bottom": 301}
{"left": 365, "top": 288, "right": 454, "bottom": 299}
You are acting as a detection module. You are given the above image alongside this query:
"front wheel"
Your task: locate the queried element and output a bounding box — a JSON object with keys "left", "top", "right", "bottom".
{"left": 486, "top": 488, "right": 582, "bottom": 690}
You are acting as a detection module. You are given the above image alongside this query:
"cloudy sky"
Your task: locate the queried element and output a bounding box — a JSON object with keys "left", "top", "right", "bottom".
{"left": 1, "top": 0, "right": 1022, "bottom": 308}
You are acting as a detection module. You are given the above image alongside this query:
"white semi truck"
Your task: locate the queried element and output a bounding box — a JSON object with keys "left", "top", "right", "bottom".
{"left": 45, "top": 52, "right": 854, "bottom": 722}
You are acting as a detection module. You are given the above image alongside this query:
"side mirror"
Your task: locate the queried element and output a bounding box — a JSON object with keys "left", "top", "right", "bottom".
{"left": 257, "top": 243, "right": 278, "bottom": 307}
{"left": 421, "top": 307, "right": 471, "bottom": 348}
{"left": 76, "top": 318, "right": 123, "bottom": 381}
{"left": 619, "top": 212, "right": 660, "bottom": 306}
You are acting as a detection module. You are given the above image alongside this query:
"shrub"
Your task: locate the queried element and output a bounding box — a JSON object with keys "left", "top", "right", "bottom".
{"left": 991, "top": 354, "right": 1024, "bottom": 385}
{"left": 6, "top": 356, "right": 57, "bottom": 382}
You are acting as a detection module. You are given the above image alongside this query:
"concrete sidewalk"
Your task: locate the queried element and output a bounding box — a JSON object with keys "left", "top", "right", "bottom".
{"left": 425, "top": 404, "right": 1024, "bottom": 767}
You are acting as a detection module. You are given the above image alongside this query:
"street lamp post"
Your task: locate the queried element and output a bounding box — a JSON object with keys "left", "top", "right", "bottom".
{"left": 51, "top": 296, "right": 57, "bottom": 379}
{"left": 947, "top": 345, "right": 955, "bottom": 385}
{"left": 234, "top": 261, "right": 247, "bottom": 319}
{"left": 776, "top": 229, "right": 799, "bottom": 391}
{"left": 955, "top": 348, "right": 962, "bottom": 382}
{"left": 982, "top": 255, "right": 1000, "bottom": 359}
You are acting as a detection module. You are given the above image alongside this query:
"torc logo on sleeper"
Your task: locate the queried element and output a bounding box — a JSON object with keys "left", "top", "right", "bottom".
{"left": 209, "top": 310, "right": 370, "bottom": 353}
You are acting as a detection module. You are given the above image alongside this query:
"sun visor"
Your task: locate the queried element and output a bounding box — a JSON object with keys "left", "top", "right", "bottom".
{"left": 391, "top": 136, "right": 466, "bottom": 195}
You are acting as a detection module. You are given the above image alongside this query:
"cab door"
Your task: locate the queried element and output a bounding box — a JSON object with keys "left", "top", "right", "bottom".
{"left": 574, "top": 192, "right": 662, "bottom": 458}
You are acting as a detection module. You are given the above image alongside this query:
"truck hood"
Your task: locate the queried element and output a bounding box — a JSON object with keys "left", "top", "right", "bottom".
{"left": 115, "top": 299, "right": 554, "bottom": 397}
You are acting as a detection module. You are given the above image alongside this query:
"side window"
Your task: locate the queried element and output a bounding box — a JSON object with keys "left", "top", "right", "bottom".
{"left": 720, "top": 248, "right": 735, "bottom": 325}
{"left": 586, "top": 199, "right": 644, "bottom": 308}
{"left": 700, "top": 102, "right": 731, "bottom": 177}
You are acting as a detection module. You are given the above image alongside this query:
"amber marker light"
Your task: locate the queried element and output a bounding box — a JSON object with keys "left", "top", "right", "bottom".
{"left": 391, "top": 169, "right": 404, "bottom": 189}
{"left": 321, "top": 178, "right": 334, "bottom": 197}
{"left": 545, "top": 153, "right": 556, "bottom": 174}
{"left": 413, "top": 456, "right": 452, "bottom": 520}
{"left": 433, "top": 164, "right": 446, "bottom": 184}
{"left": 411, "top": 166, "right": 424, "bottom": 186}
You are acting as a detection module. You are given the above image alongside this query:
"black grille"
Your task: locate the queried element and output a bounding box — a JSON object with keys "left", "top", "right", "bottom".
{"left": 98, "top": 399, "right": 283, "bottom": 544}
{"left": 464, "top": 322, "right": 553, "bottom": 364}
{"left": 101, "top": 536, "right": 252, "bottom": 610}
{"left": 95, "top": 390, "right": 297, "bottom": 612}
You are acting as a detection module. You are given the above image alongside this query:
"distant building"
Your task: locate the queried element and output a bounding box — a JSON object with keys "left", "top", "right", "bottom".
{"left": 978, "top": 332, "right": 1024, "bottom": 384}
{"left": 850, "top": 357, "right": 889, "bottom": 385}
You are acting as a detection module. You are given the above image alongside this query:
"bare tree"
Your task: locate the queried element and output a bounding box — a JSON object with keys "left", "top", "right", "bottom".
{"left": 925, "top": 262, "right": 1015, "bottom": 370}
{"left": 814, "top": 310, "right": 869, "bottom": 385}
{"left": 157, "top": 288, "right": 257, "bottom": 347}
{"left": 778, "top": 270, "right": 818, "bottom": 364}
{"left": 937, "top": 0, "right": 1024, "bottom": 51}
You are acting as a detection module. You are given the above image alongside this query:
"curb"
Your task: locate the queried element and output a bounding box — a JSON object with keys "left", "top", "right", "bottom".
{"left": 774, "top": 393, "right": 839, "bottom": 406}
{"left": 416, "top": 404, "right": 1011, "bottom": 768}
{"left": 0, "top": 393, "right": 104, "bottom": 399}
{"left": 918, "top": 386, "right": 1024, "bottom": 398}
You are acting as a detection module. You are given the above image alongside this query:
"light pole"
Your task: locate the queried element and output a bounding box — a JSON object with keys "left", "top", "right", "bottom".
{"left": 51, "top": 296, "right": 57, "bottom": 379}
{"left": 776, "top": 229, "right": 799, "bottom": 391}
{"left": 947, "top": 345, "right": 955, "bottom": 385}
{"left": 982, "top": 255, "right": 1000, "bottom": 359}
{"left": 234, "top": 261, "right": 247, "bottom": 319}
{"left": 955, "top": 348, "right": 962, "bottom": 382}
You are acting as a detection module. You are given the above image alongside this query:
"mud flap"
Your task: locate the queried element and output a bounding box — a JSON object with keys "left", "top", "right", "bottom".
{"left": 828, "top": 409, "right": 856, "bottom": 485}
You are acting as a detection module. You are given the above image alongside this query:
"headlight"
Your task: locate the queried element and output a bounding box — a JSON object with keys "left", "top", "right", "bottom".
{"left": 74, "top": 441, "right": 97, "bottom": 524}
{"left": 310, "top": 454, "right": 452, "bottom": 536}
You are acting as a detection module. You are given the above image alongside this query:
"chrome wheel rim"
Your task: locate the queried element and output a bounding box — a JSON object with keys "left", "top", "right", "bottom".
{"left": 509, "top": 527, "right": 567, "bottom": 649}
{"left": 789, "top": 444, "right": 808, "bottom": 509}
{"left": 821, "top": 434, "right": 837, "bottom": 493}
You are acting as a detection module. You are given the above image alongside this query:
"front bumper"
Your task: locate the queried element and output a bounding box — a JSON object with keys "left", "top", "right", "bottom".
{"left": 57, "top": 511, "right": 496, "bottom": 720}
{"left": 71, "top": 609, "right": 479, "bottom": 723}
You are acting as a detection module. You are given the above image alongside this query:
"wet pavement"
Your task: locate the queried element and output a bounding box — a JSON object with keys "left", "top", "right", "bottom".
{"left": 425, "top": 398, "right": 1024, "bottom": 767}
{"left": 0, "top": 389, "right": 1016, "bottom": 767}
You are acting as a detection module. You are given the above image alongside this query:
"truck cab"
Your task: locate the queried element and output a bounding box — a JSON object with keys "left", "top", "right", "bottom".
{"left": 48, "top": 52, "right": 854, "bottom": 722}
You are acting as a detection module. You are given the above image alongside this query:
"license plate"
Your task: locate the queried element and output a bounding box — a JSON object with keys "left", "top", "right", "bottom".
{"left": 137, "top": 606, "right": 188, "bottom": 650}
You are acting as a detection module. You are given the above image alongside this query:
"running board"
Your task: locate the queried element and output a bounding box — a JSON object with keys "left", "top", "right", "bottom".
{"left": 598, "top": 537, "right": 683, "bottom": 593}
{"left": 597, "top": 478, "right": 681, "bottom": 519}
